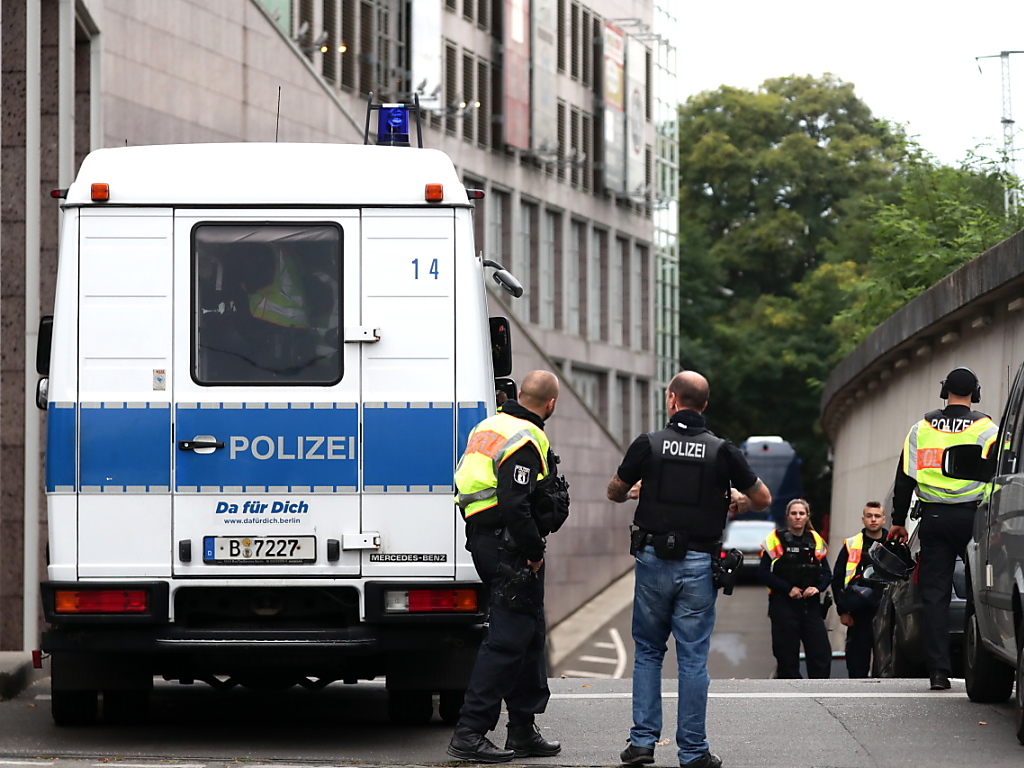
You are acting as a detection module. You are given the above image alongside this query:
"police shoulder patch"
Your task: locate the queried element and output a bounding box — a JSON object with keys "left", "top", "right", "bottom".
{"left": 513, "top": 465, "right": 531, "bottom": 485}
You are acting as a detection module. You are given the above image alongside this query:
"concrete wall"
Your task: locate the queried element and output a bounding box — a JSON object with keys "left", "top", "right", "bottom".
{"left": 820, "top": 227, "right": 1024, "bottom": 648}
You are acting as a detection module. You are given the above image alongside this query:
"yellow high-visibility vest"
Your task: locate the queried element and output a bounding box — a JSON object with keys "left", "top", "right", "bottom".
{"left": 843, "top": 533, "right": 865, "bottom": 587}
{"left": 249, "top": 252, "right": 308, "bottom": 328}
{"left": 762, "top": 529, "right": 827, "bottom": 594}
{"left": 454, "top": 412, "right": 550, "bottom": 519}
{"left": 902, "top": 416, "right": 997, "bottom": 505}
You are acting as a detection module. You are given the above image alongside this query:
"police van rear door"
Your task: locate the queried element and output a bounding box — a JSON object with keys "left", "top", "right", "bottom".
{"left": 171, "top": 211, "right": 361, "bottom": 577}
{"left": 359, "top": 209, "right": 457, "bottom": 579}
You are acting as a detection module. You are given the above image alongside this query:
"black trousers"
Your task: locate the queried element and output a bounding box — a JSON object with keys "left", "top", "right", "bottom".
{"left": 918, "top": 503, "right": 974, "bottom": 674}
{"left": 457, "top": 527, "right": 550, "bottom": 735}
{"left": 768, "top": 594, "right": 832, "bottom": 679}
{"left": 844, "top": 609, "right": 876, "bottom": 678}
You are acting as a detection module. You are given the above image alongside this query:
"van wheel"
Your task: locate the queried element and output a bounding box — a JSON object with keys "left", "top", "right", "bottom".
{"left": 103, "top": 689, "right": 150, "bottom": 725}
{"left": 438, "top": 689, "right": 465, "bottom": 725}
{"left": 388, "top": 689, "right": 434, "bottom": 724}
{"left": 964, "top": 598, "right": 1013, "bottom": 702}
{"left": 51, "top": 690, "right": 98, "bottom": 726}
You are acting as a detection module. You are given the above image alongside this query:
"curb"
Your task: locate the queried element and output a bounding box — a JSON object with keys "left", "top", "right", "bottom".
{"left": 0, "top": 652, "right": 43, "bottom": 701}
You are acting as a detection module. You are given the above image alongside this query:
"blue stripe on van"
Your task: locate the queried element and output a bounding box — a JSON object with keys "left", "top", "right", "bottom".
{"left": 175, "top": 402, "right": 358, "bottom": 492}
{"left": 46, "top": 402, "right": 76, "bottom": 492}
{"left": 457, "top": 401, "right": 488, "bottom": 457}
{"left": 79, "top": 402, "right": 171, "bottom": 491}
{"left": 363, "top": 402, "right": 454, "bottom": 493}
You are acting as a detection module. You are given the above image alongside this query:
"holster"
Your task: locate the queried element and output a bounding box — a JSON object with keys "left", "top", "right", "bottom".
{"left": 629, "top": 526, "right": 690, "bottom": 560}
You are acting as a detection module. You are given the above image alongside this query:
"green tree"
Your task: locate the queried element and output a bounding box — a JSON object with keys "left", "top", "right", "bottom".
{"left": 831, "top": 140, "right": 1024, "bottom": 353}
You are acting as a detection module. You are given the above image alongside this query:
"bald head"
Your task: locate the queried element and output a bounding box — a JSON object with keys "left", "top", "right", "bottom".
{"left": 519, "top": 370, "right": 560, "bottom": 419}
{"left": 667, "top": 370, "right": 709, "bottom": 413}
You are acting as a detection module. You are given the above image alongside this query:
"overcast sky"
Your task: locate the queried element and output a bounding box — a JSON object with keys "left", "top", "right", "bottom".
{"left": 675, "top": 2, "right": 1024, "bottom": 168}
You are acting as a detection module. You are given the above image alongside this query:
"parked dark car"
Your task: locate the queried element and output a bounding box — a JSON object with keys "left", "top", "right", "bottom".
{"left": 721, "top": 517, "right": 777, "bottom": 578}
{"left": 871, "top": 515, "right": 966, "bottom": 677}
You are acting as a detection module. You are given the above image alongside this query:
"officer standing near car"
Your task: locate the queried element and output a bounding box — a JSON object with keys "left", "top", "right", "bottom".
{"left": 447, "top": 370, "right": 566, "bottom": 763}
{"left": 607, "top": 370, "right": 771, "bottom": 768}
{"left": 889, "top": 366, "right": 998, "bottom": 690}
{"left": 832, "top": 501, "right": 888, "bottom": 678}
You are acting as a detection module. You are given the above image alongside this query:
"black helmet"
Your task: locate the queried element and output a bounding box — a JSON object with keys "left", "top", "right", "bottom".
{"left": 840, "top": 579, "right": 884, "bottom": 612}
{"left": 864, "top": 540, "right": 914, "bottom": 584}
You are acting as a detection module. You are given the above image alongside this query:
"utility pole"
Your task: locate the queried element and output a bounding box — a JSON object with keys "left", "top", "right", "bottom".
{"left": 977, "top": 50, "right": 1024, "bottom": 215}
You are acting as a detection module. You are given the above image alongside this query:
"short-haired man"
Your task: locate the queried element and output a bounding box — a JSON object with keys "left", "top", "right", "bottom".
{"left": 833, "top": 501, "right": 888, "bottom": 678}
{"left": 447, "top": 371, "right": 564, "bottom": 763}
{"left": 608, "top": 371, "right": 771, "bottom": 768}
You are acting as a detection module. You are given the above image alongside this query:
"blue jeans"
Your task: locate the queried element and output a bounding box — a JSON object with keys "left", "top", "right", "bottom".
{"left": 630, "top": 546, "right": 717, "bottom": 764}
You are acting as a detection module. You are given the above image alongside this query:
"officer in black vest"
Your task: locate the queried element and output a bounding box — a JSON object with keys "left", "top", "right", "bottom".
{"left": 608, "top": 371, "right": 771, "bottom": 768}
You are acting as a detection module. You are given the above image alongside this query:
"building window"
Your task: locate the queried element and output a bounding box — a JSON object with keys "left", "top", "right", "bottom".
{"left": 444, "top": 42, "right": 458, "bottom": 136}
{"left": 567, "top": 221, "right": 583, "bottom": 335}
{"left": 519, "top": 202, "right": 537, "bottom": 323}
{"left": 322, "top": 0, "right": 338, "bottom": 83}
{"left": 631, "top": 243, "right": 645, "bottom": 350}
{"left": 587, "top": 228, "right": 603, "bottom": 340}
{"left": 556, "top": 0, "right": 566, "bottom": 73}
{"left": 341, "top": 0, "right": 357, "bottom": 90}
{"left": 570, "top": 106, "right": 580, "bottom": 189}
{"left": 540, "top": 210, "right": 558, "bottom": 328}
{"left": 615, "top": 375, "right": 631, "bottom": 446}
{"left": 581, "top": 8, "right": 592, "bottom": 87}
{"left": 462, "top": 51, "right": 476, "bottom": 143}
{"left": 573, "top": 368, "right": 604, "bottom": 420}
{"left": 570, "top": 1, "right": 580, "bottom": 80}
{"left": 614, "top": 237, "right": 628, "bottom": 345}
{"left": 477, "top": 59, "right": 491, "bottom": 148}
{"left": 557, "top": 100, "right": 567, "bottom": 183}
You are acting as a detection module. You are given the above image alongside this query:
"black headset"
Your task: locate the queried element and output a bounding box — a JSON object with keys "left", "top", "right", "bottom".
{"left": 939, "top": 366, "right": 981, "bottom": 403}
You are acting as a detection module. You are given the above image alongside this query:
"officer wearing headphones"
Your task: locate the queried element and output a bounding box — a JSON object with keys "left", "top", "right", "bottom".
{"left": 889, "top": 366, "right": 998, "bottom": 690}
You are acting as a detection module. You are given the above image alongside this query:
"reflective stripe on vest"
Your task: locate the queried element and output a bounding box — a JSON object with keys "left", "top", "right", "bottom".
{"left": 454, "top": 412, "right": 550, "bottom": 518}
{"left": 902, "top": 416, "right": 998, "bottom": 504}
{"left": 844, "top": 533, "right": 864, "bottom": 587}
{"left": 249, "top": 252, "right": 309, "bottom": 328}
{"left": 762, "top": 530, "right": 827, "bottom": 564}
{"left": 761, "top": 529, "right": 827, "bottom": 594}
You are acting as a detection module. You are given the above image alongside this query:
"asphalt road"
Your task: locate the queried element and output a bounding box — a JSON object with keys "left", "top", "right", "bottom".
{"left": 1, "top": 676, "right": 1022, "bottom": 767}
{"left": 554, "top": 578, "right": 785, "bottom": 680}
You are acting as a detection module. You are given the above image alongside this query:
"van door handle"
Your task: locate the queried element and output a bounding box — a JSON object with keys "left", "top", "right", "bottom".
{"left": 178, "top": 439, "right": 225, "bottom": 452}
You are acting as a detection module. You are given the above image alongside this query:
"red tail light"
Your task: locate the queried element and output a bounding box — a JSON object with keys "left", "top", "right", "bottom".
{"left": 54, "top": 589, "right": 149, "bottom": 614}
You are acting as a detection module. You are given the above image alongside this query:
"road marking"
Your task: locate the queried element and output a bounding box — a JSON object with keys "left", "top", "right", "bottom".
{"left": 579, "top": 655, "right": 618, "bottom": 665}
{"left": 593, "top": 641, "right": 616, "bottom": 649}
{"left": 550, "top": 691, "right": 967, "bottom": 699}
{"left": 34, "top": 695, "right": 50, "bottom": 700}
{"left": 92, "top": 764, "right": 206, "bottom": 768}
{"left": 609, "top": 627, "right": 628, "bottom": 679}
{"left": 0, "top": 762, "right": 63, "bottom": 766}
{"left": 560, "top": 670, "right": 613, "bottom": 679}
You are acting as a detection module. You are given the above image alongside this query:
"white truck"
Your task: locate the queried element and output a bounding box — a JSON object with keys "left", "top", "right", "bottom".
{"left": 35, "top": 134, "right": 521, "bottom": 725}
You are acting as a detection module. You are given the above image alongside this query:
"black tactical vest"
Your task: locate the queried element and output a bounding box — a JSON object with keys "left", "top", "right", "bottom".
{"left": 633, "top": 424, "right": 729, "bottom": 539}
{"left": 772, "top": 531, "right": 822, "bottom": 590}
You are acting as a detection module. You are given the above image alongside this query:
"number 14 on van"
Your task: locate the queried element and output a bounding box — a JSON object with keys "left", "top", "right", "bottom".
{"left": 412, "top": 258, "right": 439, "bottom": 279}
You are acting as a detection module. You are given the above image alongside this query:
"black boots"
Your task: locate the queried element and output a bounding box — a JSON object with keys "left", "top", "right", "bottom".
{"left": 447, "top": 726, "right": 515, "bottom": 763}
{"left": 929, "top": 670, "right": 951, "bottom": 690}
{"left": 505, "top": 723, "right": 562, "bottom": 757}
{"left": 620, "top": 744, "right": 656, "bottom": 765}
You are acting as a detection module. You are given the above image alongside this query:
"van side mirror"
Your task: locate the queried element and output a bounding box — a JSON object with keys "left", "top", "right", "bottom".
{"left": 490, "top": 317, "right": 512, "bottom": 377}
{"left": 37, "top": 315, "right": 53, "bottom": 375}
{"left": 495, "top": 378, "right": 517, "bottom": 405}
{"left": 942, "top": 444, "right": 995, "bottom": 482}
{"left": 482, "top": 259, "right": 524, "bottom": 298}
{"left": 36, "top": 377, "right": 48, "bottom": 411}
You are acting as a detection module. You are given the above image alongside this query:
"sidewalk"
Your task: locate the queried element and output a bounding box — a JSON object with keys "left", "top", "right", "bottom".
{"left": 0, "top": 652, "right": 42, "bottom": 701}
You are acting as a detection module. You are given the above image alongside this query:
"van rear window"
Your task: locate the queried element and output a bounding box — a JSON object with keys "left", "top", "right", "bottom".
{"left": 193, "top": 224, "right": 342, "bottom": 385}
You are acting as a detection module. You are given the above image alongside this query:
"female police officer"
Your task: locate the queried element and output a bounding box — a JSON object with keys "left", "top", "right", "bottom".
{"left": 758, "top": 498, "right": 832, "bottom": 679}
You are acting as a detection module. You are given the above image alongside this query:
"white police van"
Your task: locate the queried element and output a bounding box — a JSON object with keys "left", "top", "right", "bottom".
{"left": 35, "top": 112, "right": 522, "bottom": 726}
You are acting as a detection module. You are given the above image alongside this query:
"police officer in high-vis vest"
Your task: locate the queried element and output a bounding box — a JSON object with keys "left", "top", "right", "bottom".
{"left": 832, "top": 501, "right": 887, "bottom": 678}
{"left": 890, "top": 366, "right": 998, "bottom": 690}
{"left": 447, "top": 370, "right": 564, "bottom": 764}
{"left": 758, "top": 498, "right": 832, "bottom": 679}
{"left": 608, "top": 370, "right": 771, "bottom": 768}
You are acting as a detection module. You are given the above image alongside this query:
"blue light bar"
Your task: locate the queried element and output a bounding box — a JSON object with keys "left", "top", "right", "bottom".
{"left": 377, "top": 105, "right": 410, "bottom": 147}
